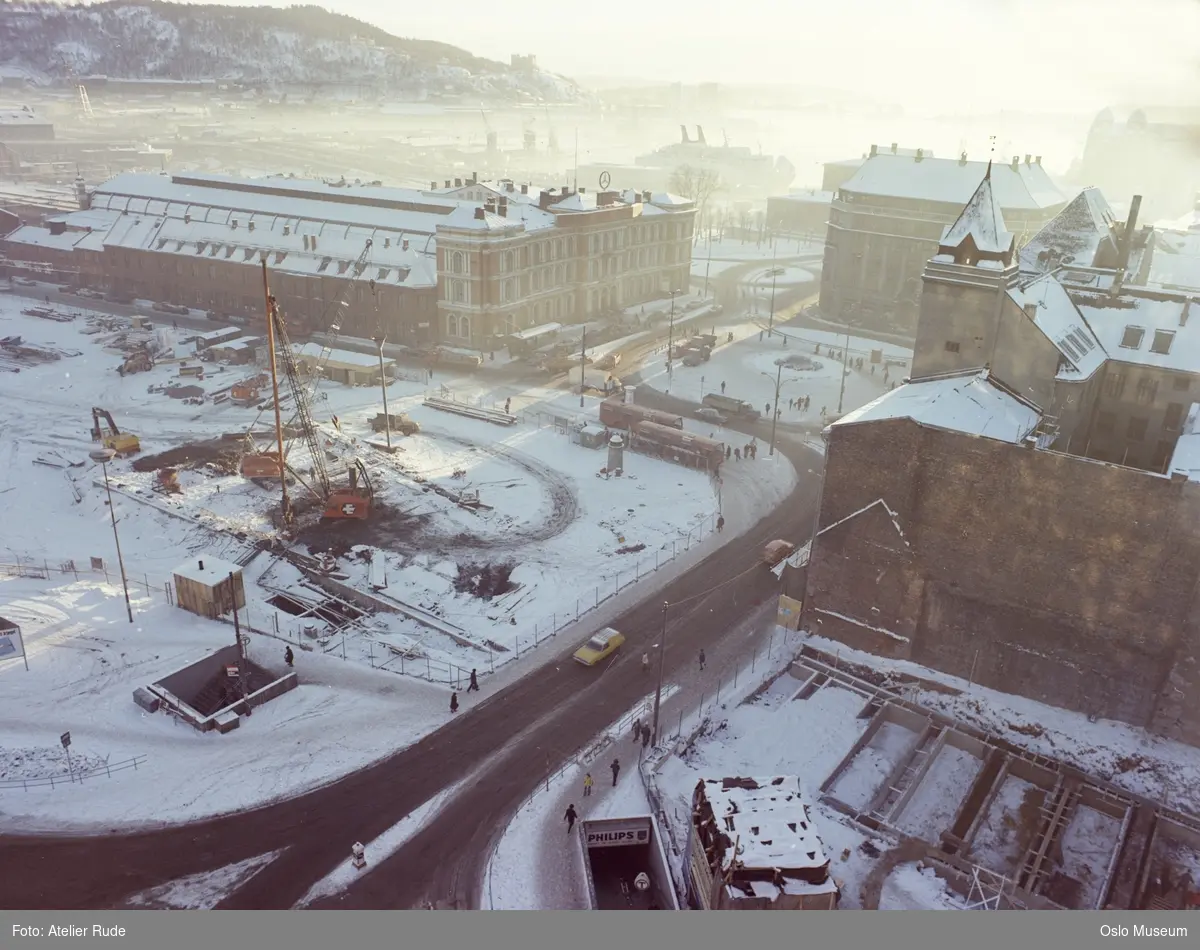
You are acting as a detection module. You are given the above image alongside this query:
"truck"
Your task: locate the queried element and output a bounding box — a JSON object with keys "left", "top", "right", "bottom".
{"left": 370, "top": 412, "right": 420, "bottom": 436}
{"left": 762, "top": 540, "right": 795, "bottom": 568}
{"left": 703, "top": 393, "right": 760, "bottom": 420}
{"left": 434, "top": 346, "right": 484, "bottom": 367}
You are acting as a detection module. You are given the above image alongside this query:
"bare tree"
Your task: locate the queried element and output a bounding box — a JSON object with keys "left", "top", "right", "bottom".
{"left": 668, "top": 164, "right": 722, "bottom": 234}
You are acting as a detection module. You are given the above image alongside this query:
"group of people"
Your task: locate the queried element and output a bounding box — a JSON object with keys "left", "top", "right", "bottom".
{"left": 565, "top": 757, "right": 623, "bottom": 832}
{"left": 448, "top": 668, "right": 482, "bottom": 713}
{"left": 724, "top": 438, "right": 759, "bottom": 462}
{"left": 787, "top": 395, "right": 812, "bottom": 412}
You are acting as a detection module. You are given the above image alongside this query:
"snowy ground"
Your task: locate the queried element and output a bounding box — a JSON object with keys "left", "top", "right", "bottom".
{"left": 123, "top": 850, "right": 286, "bottom": 909}
{"left": 0, "top": 294, "right": 798, "bottom": 828}
{"left": 0, "top": 576, "right": 451, "bottom": 830}
{"left": 639, "top": 319, "right": 910, "bottom": 427}
{"left": 878, "top": 863, "right": 965, "bottom": 910}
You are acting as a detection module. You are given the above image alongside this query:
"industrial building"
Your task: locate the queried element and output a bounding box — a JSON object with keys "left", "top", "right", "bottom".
{"left": 0, "top": 171, "right": 696, "bottom": 350}
{"left": 172, "top": 555, "right": 246, "bottom": 620}
{"left": 292, "top": 342, "right": 393, "bottom": 385}
{"left": 818, "top": 145, "right": 1066, "bottom": 333}
{"left": 801, "top": 171, "right": 1200, "bottom": 749}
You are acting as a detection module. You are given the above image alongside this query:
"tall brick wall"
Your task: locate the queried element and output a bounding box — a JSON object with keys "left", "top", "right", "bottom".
{"left": 802, "top": 417, "right": 1200, "bottom": 737}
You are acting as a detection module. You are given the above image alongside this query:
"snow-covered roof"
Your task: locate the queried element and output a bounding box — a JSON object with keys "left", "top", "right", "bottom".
{"left": 293, "top": 342, "right": 391, "bottom": 370}
{"left": 195, "top": 327, "right": 241, "bottom": 341}
{"left": 697, "top": 776, "right": 829, "bottom": 873}
{"left": 45, "top": 208, "right": 123, "bottom": 232}
{"left": 509, "top": 322, "right": 562, "bottom": 340}
{"left": 172, "top": 554, "right": 242, "bottom": 586}
{"left": 437, "top": 203, "right": 543, "bottom": 232}
{"left": 1008, "top": 275, "right": 1108, "bottom": 380}
{"left": 774, "top": 189, "right": 835, "bottom": 205}
{"left": 648, "top": 192, "right": 694, "bottom": 208}
{"left": 3, "top": 224, "right": 95, "bottom": 252}
{"left": 831, "top": 370, "right": 1042, "bottom": 443}
{"left": 90, "top": 172, "right": 460, "bottom": 238}
{"left": 939, "top": 166, "right": 1014, "bottom": 256}
{"left": 1072, "top": 291, "right": 1200, "bottom": 374}
{"left": 551, "top": 191, "right": 597, "bottom": 212}
{"left": 1020, "top": 187, "right": 1120, "bottom": 274}
{"left": 429, "top": 180, "right": 542, "bottom": 208}
{"left": 210, "top": 335, "right": 262, "bottom": 351}
{"left": 1144, "top": 229, "right": 1200, "bottom": 292}
{"left": 1168, "top": 402, "right": 1200, "bottom": 482}
{"left": 840, "top": 154, "right": 1066, "bottom": 211}
{"left": 0, "top": 108, "right": 51, "bottom": 127}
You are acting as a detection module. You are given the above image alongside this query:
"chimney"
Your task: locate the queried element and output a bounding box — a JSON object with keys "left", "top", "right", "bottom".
{"left": 302, "top": 234, "right": 309, "bottom": 250}
{"left": 474, "top": 207, "right": 486, "bottom": 220}
{"left": 521, "top": 183, "right": 528, "bottom": 195}
{"left": 869, "top": 144, "right": 878, "bottom": 157}
{"left": 402, "top": 238, "right": 409, "bottom": 251}
{"left": 445, "top": 180, "right": 451, "bottom": 188}
{"left": 1035, "top": 156, "right": 1042, "bottom": 165}
{"left": 471, "top": 171, "right": 478, "bottom": 184}
{"left": 384, "top": 237, "right": 390, "bottom": 248}
{"left": 198, "top": 559, "right": 204, "bottom": 571}
{"left": 248, "top": 221, "right": 255, "bottom": 231}
{"left": 1023, "top": 302, "right": 1038, "bottom": 321}
{"left": 506, "top": 181, "right": 515, "bottom": 193}
{"left": 1117, "top": 194, "right": 1143, "bottom": 273}
{"left": 311, "top": 236, "right": 318, "bottom": 251}
{"left": 498, "top": 197, "right": 508, "bottom": 217}
{"left": 579, "top": 186, "right": 586, "bottom": 193}
{"left": 891, "top": 142, "right": 898, "bottom": 153}
{"left": 431, "top": 180, "right": 437, "bottom": 190}
{"left": 455, "top": 178, "right": 462, "bottom": 187}
{"left": 1010, "top": 155, "right": 1019, "bottom": 170}
{"left": 231, "top": 219, "right": 238, "bottom": 229}
{"left": 643, "top": 190, "right": 651, "bottom": 203}
{"left": 915, "top": 149, "right": 924, "bottom": 162}
{"left": 959, "top": 151, "right": 967, "bottom": 165}
{"left": 184, "top": 213, "right": 191, "bottom": 223}
{"left": 539, "top": 190, "right": 551, "bottom": 209}
{"left": 1182, "top": 298, "right": 1192, "bottom": 327}
{"left": 562, "top": 184, "right": 570, "bottom": 195}
{"left": 1024, "top": 154, "right": 1031, "bottom": 164}
{"left": 283, "top": 225, "right": 290, "bottom": 236}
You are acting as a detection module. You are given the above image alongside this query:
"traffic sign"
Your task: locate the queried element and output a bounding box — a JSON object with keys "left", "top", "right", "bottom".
{"left": 60, "top": 732, "right": 70, "bottom": 749}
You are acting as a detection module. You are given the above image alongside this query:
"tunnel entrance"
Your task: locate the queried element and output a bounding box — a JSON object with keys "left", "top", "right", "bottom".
{"left": 580, "top": 816, "right": 677, "bottom": 910}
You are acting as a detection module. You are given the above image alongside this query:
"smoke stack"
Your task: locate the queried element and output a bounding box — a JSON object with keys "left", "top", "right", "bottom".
{"left": 521, "top": 183, "right": 528, "bottom": 194}
{"left": 198, "top": 560, "right": 204, "bottom": 571}
{"left": 1118, "top": 195, "right": 1143, "bottom": 271}
{"left": 431, "top": 180, "right": 437, "bottom": 190}
{"left": 445, "top": 180, "right": 451, "bottom": 188}
{"left": 402, "top": 238, "right": 408, "bottom": 251}
{"left": 869, "top": 144, "right": 877, "bottom": 157}
{"left": 1024, "top": 154, "right": 1031, "bottom": 164}
{"left": 474, "top": 207, "right": 486, "bottom": 220}
{"left": 915, "top": 149, "right": 924, "bottom": 162}
{"left": 890, "top": 142, "right": 898, "bottom": 153}
{"left": 455, "top": 178, "right": 462, "bottom": 187}
{"left": 1011, "top": 155, "right": 1019, "bottom": 170}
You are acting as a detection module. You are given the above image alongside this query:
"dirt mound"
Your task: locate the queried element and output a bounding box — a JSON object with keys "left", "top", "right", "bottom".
{"left": 454, "top": 562, "right": 517, "bottom": 599}
{"left": 133, "top": 436, "right": 244, "bottom": 474}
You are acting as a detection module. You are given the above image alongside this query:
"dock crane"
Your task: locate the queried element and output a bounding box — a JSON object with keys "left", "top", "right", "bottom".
{"left": 257, "top": 263, "right": 373, "bottom": 524}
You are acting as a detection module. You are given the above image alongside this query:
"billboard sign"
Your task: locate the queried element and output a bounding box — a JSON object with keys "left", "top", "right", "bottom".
{"left": 584, "top": 817, "right": 652, "bottom": 849}
{"left": 0, "top": 633, "right": 21, "bottom": 659}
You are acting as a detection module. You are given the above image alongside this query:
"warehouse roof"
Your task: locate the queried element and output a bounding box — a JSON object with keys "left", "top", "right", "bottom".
{"left": 840, "top": 153, "right": 1066, "bottom": 211}
{"left": 832, "top": 370, "right": 1042, "bottom": 443}
{"left": 696, "top": 776, "right": 829, "bottom": 873}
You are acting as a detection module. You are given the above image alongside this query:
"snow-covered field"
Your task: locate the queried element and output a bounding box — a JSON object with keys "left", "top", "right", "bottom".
{"left": 0, "top": 293, "right": 797, "bottom": 828}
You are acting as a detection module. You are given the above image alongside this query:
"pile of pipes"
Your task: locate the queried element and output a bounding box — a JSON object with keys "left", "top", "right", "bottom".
{"left": 0, "top": 335, "right": 64, "bottom": 370}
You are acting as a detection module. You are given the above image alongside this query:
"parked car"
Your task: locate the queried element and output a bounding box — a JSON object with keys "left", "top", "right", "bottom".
{"left": 762, "top": 540, "right": 796, "bottom": 568}
{"left": 153, "top": 301, "right": 190, "bottom": 316}
{"left": 695, "top": 406, "right": 727, "bottom": 425}
{"left": 573, "top": 627, "right": 626, "bottom": 667}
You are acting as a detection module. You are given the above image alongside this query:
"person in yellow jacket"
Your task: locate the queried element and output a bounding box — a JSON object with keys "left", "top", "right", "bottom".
{"left": 583, "top": 772, "right": 593, "bottom": 797}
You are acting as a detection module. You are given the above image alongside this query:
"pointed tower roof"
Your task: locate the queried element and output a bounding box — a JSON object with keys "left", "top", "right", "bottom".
{"left": 939, "top": 162, "right": 1015, "bottom": 261}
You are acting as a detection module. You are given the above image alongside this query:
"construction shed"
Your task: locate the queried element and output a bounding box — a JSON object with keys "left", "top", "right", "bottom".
{"left": 172, "top": 554, "right": 246, "bottom": 620}
{"left": 191, "top": 327, "right": 244, "bottom": 351}
{"left": 207, "top": 335, "right": 262, "bottom": 365}
{"left": 293, "top": 342, "right": 393, "bottom": 386}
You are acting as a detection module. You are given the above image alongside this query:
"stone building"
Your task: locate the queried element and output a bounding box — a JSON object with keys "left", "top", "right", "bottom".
{"left": 819, "top": 146, "right": 1066, "bottom": 334}
{"left": 0, "top": 172, "right": 694, "bottom": 350}
{"left": 802, "top": 171, "right": 1200, "bottom": 746}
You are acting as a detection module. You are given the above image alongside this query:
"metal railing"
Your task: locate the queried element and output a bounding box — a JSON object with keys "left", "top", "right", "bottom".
{"left": 0, "top": 755, "right": 148, "bottom": 790}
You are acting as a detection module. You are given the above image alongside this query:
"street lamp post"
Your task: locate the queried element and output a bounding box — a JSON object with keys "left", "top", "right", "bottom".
{"left": 767, "top": 240, "right": 778, "bottom": 338}
{"left": 373, "top": 333, "right": 391, "bottom": 451}
{"left": 666, "top": 290, "right": 679, "bottom": 391}
{"left": 651, "top": 601, "right": 669, "bottom": 744}
{"left": 761, "top": 362, "right": 790, "bottom": 458}
{"left": 836, "top": 330, "right": 851, "bottom": 416}
{"left": 90, "top": 447, "right": 134, "bottom": 623}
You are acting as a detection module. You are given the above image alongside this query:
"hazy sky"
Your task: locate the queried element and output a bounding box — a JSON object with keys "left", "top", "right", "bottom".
{"left": 192, "top": 0, "right": 1197, "bottom": 111}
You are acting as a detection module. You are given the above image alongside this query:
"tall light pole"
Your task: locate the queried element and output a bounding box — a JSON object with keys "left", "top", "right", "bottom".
{"left": 579, "top": 324, "right": 587, "bottom": 408}
{"left": 666, "top": 290, "right": 679, "bottom": 392}
{"left": 651, "top": 600, "right": 669, "bottom": 744}
{"left": 90, "top": 447, "right": 133, "bottom": 623}
{"left": 373, "top": 332, "right": 391, "bottom": 451}
{"left": 767, "top": 239, "right": 778, "bottom": 338}
{"left": 761, "top": 363, "right": 789, "bottom": 458}
{"left": 836, "top": 330, "right": 851, "bottom": 416}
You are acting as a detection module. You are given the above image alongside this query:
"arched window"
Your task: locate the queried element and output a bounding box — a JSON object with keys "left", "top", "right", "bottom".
{"left": 447, "top": 314, "right": 459, "bottom": 337}
{"left": 451, "top": 280, "right": 465, "bottom": 303}
{"left": 502, "top": 251, "right": 513, "bottom": 273}
{"left": 460, "top": 316, "right": 471, "bottom": 340}
{"left": 556, "top": 264, "right": 564, "bottom": 285}
{"left": 451, "top": 251, "right": 465, "bottom": 274}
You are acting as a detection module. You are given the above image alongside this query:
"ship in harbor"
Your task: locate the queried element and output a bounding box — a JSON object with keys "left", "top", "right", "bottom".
{"left": 578, "top": 125, "right": 795, "bottom": 198}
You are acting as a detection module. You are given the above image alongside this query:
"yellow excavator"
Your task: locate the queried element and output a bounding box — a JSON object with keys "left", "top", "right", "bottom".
{"left": 90, "top": 407, "right": 141, "bottom": 456}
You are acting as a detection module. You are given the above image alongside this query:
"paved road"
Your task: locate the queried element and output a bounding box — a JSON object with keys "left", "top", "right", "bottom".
{"left": 0, "top": 428, "right": 821, "bottom": 910}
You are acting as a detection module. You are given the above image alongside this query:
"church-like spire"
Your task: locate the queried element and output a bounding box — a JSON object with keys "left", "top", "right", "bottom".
{"left": 939, "top": 167, "right": 1014, "bottom": 264}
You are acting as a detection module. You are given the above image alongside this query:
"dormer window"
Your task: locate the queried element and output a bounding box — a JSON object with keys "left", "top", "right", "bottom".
{"left": 1151, "top": 330, "right": 1175, "bottom": 355}
{"left": 1120, "top": 326, "right": 1145, "bottom": 349}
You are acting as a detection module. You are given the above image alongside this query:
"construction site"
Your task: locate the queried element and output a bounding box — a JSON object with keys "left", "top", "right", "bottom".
{"left": 654, "top": 642, "right": 1200, "bottom": 912}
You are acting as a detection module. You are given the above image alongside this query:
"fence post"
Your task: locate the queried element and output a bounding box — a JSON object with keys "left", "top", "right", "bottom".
{"left": 656, "top": 551, "right": 659, "bottom": 571}
{"left": 636, "top": 561, "right": 640, "bottom": 581}
{"left": 426, "top": 656, "right": 431, "bottom": 679}
{"left": 401, "top": 654, "right": 405, "bottom": 674}
{"left": 715, "top": 678, "right": 721, "bottom": 704}
{"left": 672, "top": 540, "right": 676, "bottom": 559}
{"left": 595, "top": 587, "right": 599, "bottom": 607}
{"left": 144, "top": 572, "right": 150, "bottom": 592}
{"left": 678, "top": 709, "right": 683, "bottom": 738}
{"left": 553, "top": 613, "right": 556, "bottom": 632}
{"left": 751, "top": 650, "right": 757, "bottom": 674}
{"left": 576, "top": 598, "right": 580, "bottom": 621}
{"left": 534, "top": 625, "right": 539, "bottom": 646}
{"left": 516, "top": 637, "right": 521, "bottom": 657}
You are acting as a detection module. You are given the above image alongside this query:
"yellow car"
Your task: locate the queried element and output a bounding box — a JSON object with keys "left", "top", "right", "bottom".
{"left": 573, "top": 628, "right": 626, "bottom": 666}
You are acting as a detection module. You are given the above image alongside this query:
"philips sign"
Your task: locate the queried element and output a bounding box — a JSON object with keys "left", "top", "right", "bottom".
{"left": 584, "top": 817, "right": 652, "bottom": 849}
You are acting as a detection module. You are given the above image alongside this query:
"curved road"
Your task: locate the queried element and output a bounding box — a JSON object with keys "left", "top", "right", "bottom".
{"left": 0, "top": 400, "right": 822, "bottom": 913}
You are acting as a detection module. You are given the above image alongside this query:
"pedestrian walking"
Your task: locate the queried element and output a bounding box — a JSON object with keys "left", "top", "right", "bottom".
{"left": 699, "top": 649, "right": 706, "bottom": 671}
{"left": 641, "top": 724, "right": 651, "bottom": 748}
{"left": 734, "top": 447, "right": 741, "bottom": 461}
{"left": 642, "top": 652, "right": 650, "bottom": 673}
{"left": 871, "top": 364, "right": 876, "bottom": 376}
{"left": 565, "top": 804, "right": 578, "bottom": 833}
{"left": 504, "top": 397, "right": 511, "bottom": 414}
{"left": 720, "top": 381, "right": 726, "bottom": 394}
{"left": 632, "top": 716, "right": 641, "bottom": 741}
{"left": 725, "top": 445, "right": 732, "bottom": 460}
{"left": 611, "top": 758, "right": 621, "bottom": 786}
{"left": 759, "top": 330, "right": 764, "bottom": 341}
{"left": 717, "top": 515, "right": 725, "bottom": 533}
{"left": 727, "top": 332, "right": 733, "bottom": 343}
{"left": 450, "top": 691, "right": 459, "bottom": 714}
{"left": 583, "top": 773, "right": 593, "bottom": 798}
{"left": 764, "top": 402, "right": 770, "bottom": 416}
{"left": 467, "top": 668, "right": 479, "bottom": 692}
{"left": 284, "top": 646, "right": 294, "bottom": 667}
